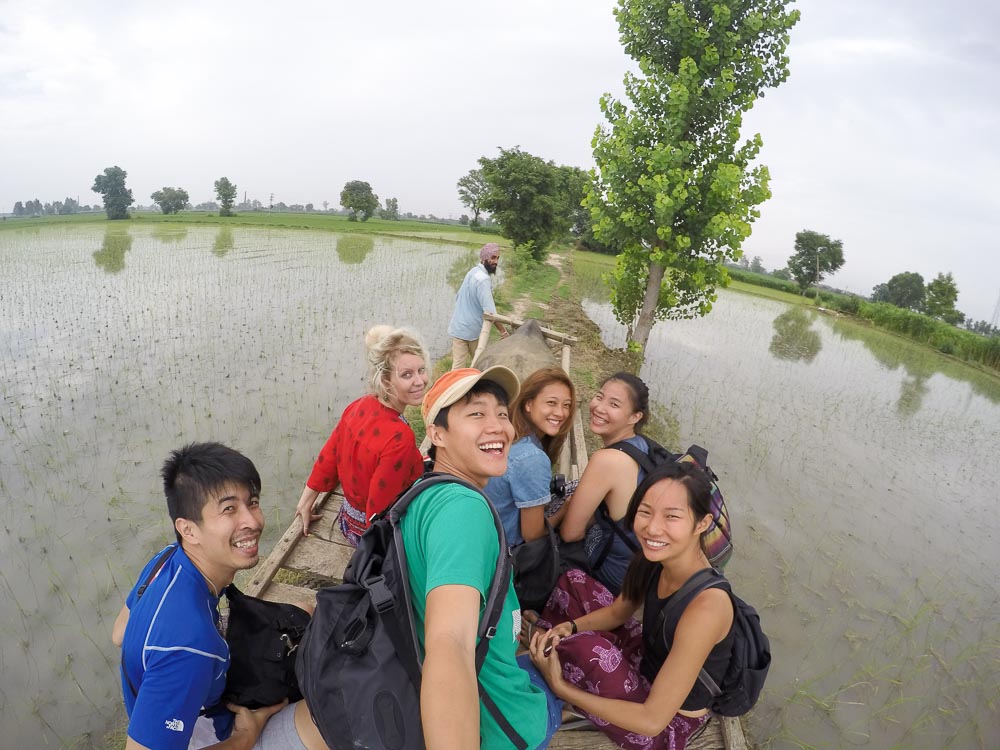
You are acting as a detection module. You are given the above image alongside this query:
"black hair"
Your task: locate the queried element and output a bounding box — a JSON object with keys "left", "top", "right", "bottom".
{"left": 619, "top": 461, "right": 714, "bottom": 604}
{"left": 426, "top": 380, "right": 510, "bottom": 465}
{"left": 601, "top": 372, "right": 650, "bottom": 431}
{"left": 162, "top": 442, "right": 261, "bottom": 544}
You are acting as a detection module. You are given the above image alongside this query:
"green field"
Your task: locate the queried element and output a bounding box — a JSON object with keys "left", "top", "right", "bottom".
{"left": 0, "top": 210, "right": 505, "bottom": 248}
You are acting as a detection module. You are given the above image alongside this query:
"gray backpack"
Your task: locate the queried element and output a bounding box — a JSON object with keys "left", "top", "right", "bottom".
{"left": 295, "top": 473, "right": 527, "bottom": 750}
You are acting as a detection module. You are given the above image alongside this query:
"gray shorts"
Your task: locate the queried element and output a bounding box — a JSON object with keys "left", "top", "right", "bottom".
{"left": 252, "top": 702, "right": 307, "bottom": 750}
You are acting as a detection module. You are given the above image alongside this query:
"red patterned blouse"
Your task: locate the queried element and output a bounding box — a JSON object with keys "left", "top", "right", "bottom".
{"left": 306, "top": 394, "right": 424, "bottom": 538}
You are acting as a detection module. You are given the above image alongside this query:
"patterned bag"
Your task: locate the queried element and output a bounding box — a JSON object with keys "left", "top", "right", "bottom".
{"left": 608, "top": 439, "right": 733, "bottom": 567}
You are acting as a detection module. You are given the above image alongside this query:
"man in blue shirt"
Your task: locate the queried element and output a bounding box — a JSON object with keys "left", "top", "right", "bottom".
{"left": 448, "top": 242, "right": 510, "bottom": 368}
{"left": 112, "top": 443, "right": 327, "bottom": 750}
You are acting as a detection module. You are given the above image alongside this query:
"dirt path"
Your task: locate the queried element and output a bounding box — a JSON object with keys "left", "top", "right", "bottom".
{"left": 508, "top": 250, "right": 567, "bottom": 320}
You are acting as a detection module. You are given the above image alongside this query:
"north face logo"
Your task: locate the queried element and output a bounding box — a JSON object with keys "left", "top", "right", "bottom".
{"left": 165, "top": 718, "right": 185, "bottom": 732}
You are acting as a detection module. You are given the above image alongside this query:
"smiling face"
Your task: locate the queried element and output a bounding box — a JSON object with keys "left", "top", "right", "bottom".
{"left": 428, "top": 391, "right": 515, "bottom": 487}
{"left": 524, "top": 382, "right": 573, "bottom": 438}
{"left": 631, "top": 479, "right": 711, "bottom": 565}
{"left": 176, "top": 481, "right": 265, "bottom": 589}
{"left": 589, "top": 378, "right": 643, "bottom": 442}
{"left": 385, "top": 352, "right": 428, "bottom": 410}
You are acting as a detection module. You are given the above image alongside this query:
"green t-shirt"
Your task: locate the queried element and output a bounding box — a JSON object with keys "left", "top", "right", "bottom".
{"left": 400, "top": 481, "right": 548, "bottom": 750}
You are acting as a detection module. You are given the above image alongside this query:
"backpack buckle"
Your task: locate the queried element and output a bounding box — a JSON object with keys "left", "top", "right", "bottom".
{"left": 484, "top": 625, "right": 497, "bottom": 640}
{"left": 366, "top": 575, "right": 395, "bottom": 613}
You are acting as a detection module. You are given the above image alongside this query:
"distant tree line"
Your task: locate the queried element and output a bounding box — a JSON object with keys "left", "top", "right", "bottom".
{"left": 12, "top": 198, "right": 95, "bottom": 216}
{"left": 725, "top": 229, "right": 987, "bottom": 336}
{"left": 871, "top": 271, "right": 964, "bottom": 326}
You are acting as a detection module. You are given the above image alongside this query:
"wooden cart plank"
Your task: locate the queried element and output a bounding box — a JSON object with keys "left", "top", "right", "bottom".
{"left": 283, "top": 535, "right": 356, "bottom": 581}
{"left": 245, "top": 491, "right": 342, "bottom": 597}
{"left": 470, "top": 319, "right": 494, "bottom": 368}
{"left": 548, "top": 714, "right": 731, "bottom": 749}
{"left": 483, "top": 313, "right": 579, "bottom": 344}
{"left": 258, "top": 581, "right": 319, "bottom": 611}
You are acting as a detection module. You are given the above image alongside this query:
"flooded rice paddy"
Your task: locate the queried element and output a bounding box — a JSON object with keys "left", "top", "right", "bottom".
{"left": 0, "top": 223, "right": 470, "bottom": 747}
{"left": 2, "top": 223, "right": 997, "bottom": 748}
{"left": 583, "top": 292, "right": 1000, "bottom": 749}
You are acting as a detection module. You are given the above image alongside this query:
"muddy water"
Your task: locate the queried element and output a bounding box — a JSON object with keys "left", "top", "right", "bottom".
{"left": 0, "top": 223, "right": 471, "bottom": 747}
{"left": 582, "top": 292, "right": 1000, "bottom": 749}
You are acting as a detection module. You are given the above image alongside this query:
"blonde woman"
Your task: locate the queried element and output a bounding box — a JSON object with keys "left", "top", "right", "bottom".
{"left": 295, "top": 326, "right": 429, "bottom": 545}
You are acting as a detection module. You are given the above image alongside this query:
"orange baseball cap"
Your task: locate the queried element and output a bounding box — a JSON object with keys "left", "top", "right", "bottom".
{"left": 421, "top": 366, "right": 520, "bottom": 426}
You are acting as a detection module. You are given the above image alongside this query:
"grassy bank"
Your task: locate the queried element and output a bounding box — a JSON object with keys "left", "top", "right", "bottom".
{"left": 578, "top": 251, "right": 1000, "bottom": 375}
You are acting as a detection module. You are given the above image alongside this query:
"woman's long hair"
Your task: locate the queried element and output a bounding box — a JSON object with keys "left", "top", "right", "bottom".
{"left": 510, "top": 367, "right": 576, "bottom": 463}
{"left": 619, "top": 461, "right": 715, "bottom": 604}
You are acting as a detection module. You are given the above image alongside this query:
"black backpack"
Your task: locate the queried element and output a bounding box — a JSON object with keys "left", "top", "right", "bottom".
{"left": 122, "top": 546, "right": 308, "bottom": 713}
{"left": 295, "top": 473, "right": 527, "bottom": 750}
{"left": 608, "top": 438, "right": 733, "bottom": 568}
{"left": 656, "top": 567, "right": 770, "bottom": 717}
{"left": 222, "top": 583, "right": 310, "bottom": 709}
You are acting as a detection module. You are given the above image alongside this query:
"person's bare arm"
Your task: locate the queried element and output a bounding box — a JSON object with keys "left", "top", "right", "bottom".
{"left": 519, "top": 505, "right": 547, "bottom": 542}
{"left": 421, "top": 584, "right": 482, "bottom": 749}
{"left": 559, "top": 450, "right": 620, "bottom": 541}
{"left": 533, "top": 588, "right": 732, "bottom": 736}
{"left": 294, "top": 486, "right": 323, "bottom": 536}
{"left": 112, "top": 604, "right": 129, "bottom": 647}
{"left": 122, "top": 701, "right": 288, "bottom": 750}
{"left": 536, "top": 591, "right": 638, "bottom": 646}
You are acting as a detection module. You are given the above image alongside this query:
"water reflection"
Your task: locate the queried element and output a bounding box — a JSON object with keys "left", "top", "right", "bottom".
{"left": 768, "top": 307, "right": 822, "bottom": 363}
{"left": 3, "top": 225, "right": 467, "bottom": 747}
{"left": 582, "top": 287, "right": 1000, "bottom": 749}
{"left": 335, "top": 235, "right": 374, "bottom": 265}
{"left": 213, "top": 226, "right": 234, "bottom": 257}
{"left": 828, "top": 316, "right": 1000, "bottom": 409}
{"left": 92, "top": 227, "right": 133, "bottom": 273}
{"left": 151, "top": 224, "right": 189, "bottom": 245}
{"left": 446, "top": 247, "right": 479, "bottom": 292}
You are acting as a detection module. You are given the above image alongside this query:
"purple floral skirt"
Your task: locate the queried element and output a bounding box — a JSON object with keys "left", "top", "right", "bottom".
{"left": 537, "top": 569, "right": 711, "bottom": 750}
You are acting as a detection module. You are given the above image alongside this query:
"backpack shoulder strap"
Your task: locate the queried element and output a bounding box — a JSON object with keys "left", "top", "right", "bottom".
{"left": 592, "top": 502, "right": 639, "bottom": 568}
{"left": 393, "top": 473, "right": 526, "bottom": 749}
{"left": 654, "top": 568, "right": 730, "bottom": 698}
{"left": 121, "top": 545, "right": 179, "bottom": 699}
{"left": 607, "top": 439, "right": 657, "bottom": 474}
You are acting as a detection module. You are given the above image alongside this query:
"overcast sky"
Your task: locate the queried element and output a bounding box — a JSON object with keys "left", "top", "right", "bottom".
{"left": 2, "top": 0, "right": 997, "bottom": 321}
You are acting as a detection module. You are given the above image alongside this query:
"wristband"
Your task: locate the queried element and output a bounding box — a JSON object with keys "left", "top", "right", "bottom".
{"left": 570, "top": 620, "right": 578, "bottom": 634}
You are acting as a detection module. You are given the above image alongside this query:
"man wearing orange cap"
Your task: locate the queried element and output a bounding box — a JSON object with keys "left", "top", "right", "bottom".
{"left": 401, "top": 367, "right": 560, "bottom": 748}
{"left": 448, "top": 243, "right": 510, "bottom": 369}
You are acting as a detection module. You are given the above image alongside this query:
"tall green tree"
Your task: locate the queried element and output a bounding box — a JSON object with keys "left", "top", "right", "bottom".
{"left": 787, "top": 230, "right": 845, "bottom": 290}
{"left": 478, "top": 146, "right": 576, "bottom": 260}
{"left": 457, "top": 168, "right": 489, "bottom": 226}
{"left": 924, "top": 272, "right": 962, "bottom": 324}
{"left": 585, "top": 0, "right": 799, "bottom": 350}
{"left": 92, "top": 166, "right": 133, "bottom": 220}
{"left": 13, "top": 201, "right": 24, "bottom": 216}
{"left": 150, "top": 187, "right": 190, "bottom": 215}
{"left": 872, "top": 271, "right": 925, "bottom": 310}
{"left": 340, "top": 180, "right": 379, "bottom": 221}
{"left": 378, "top": 197, "right": 400, "bottom": 220}
{"left": 214, "top": 177, "right": 237, "bottom": 216}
